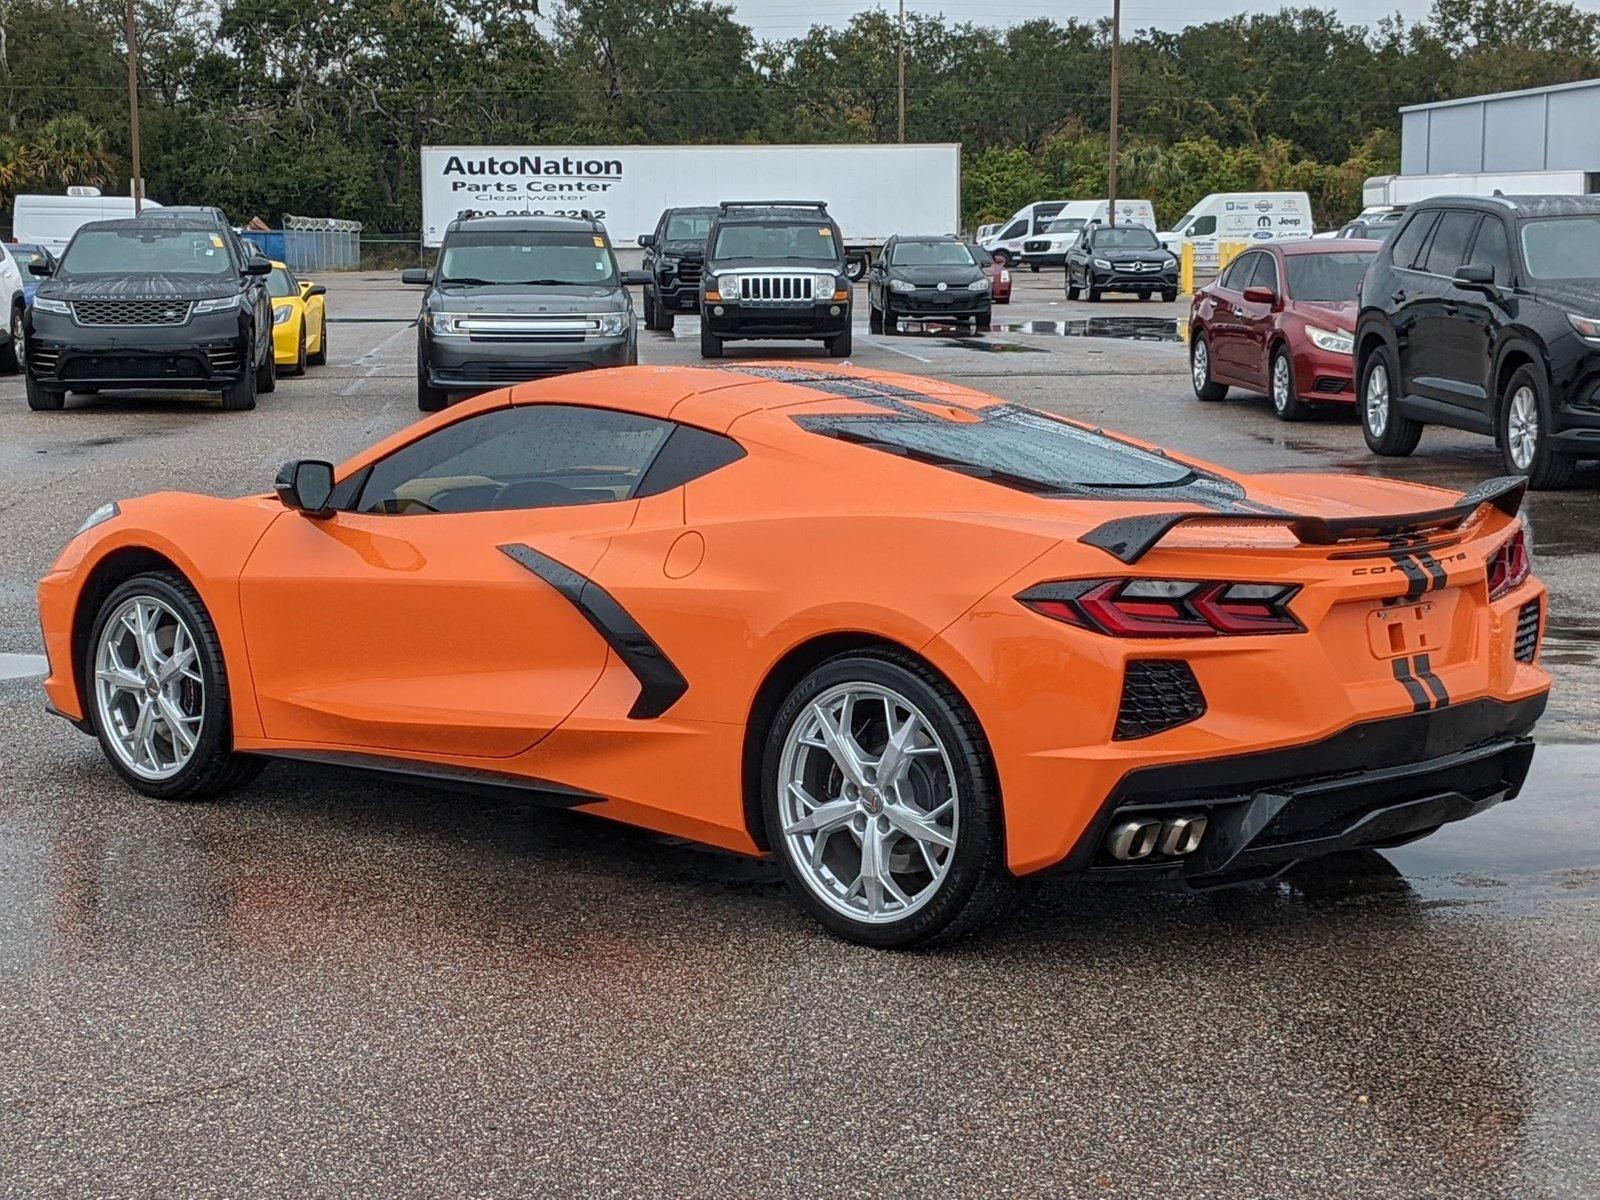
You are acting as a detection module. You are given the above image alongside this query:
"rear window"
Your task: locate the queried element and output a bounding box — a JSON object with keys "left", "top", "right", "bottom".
{"left": 798, "top": 404, "right": 1204, "bottom": 493}
{"left": 1284, "top": 251, "right": 1374, "bottom": 302}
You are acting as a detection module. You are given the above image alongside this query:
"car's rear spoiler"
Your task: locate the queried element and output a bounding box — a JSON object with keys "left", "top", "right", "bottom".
{"left": 1079, "top": 476, "right": 1527, "bottom": 564}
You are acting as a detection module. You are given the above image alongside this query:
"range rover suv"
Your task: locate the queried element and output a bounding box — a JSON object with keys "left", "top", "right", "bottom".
{"left": 403, "top": 212, "right": 645, "bottom": 411}
{"left": 23, "top": 217, "right": 275, "bottom": 411}
{"left": 639, "top": 205, "right": 715, "bottom": 332}
{"left": 699, "top": 201, "right": 854, "bottom": 359}
{"left": 1354, "top": 194, "right": 1600, "bottom": 489}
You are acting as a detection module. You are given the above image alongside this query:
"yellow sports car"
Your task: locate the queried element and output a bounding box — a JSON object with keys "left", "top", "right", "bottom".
{"left": 267, "top": 260, "right": 328, "bottom": 374}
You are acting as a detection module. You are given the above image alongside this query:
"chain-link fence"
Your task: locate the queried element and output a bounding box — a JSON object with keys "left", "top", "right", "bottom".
{"left": 280, "top": 215, "right": 363, "bottom": 271}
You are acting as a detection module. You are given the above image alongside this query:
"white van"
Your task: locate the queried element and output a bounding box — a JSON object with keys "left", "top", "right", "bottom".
{"left": 979, "top": 201, "right": 1070, "bottom": 265}
{"left": 1157, "top": 192, "right": 1312, "bottom": 256}
{"left": 12, "top": 189, "right": 163, "bottom": 252}
{"left": 1018, "top": 199, "right": 1157, "bottom": 269}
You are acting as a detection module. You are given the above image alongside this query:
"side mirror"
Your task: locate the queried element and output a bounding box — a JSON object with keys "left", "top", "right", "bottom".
{"left": 638, "top": 233, "right": 656, "bottom": 248}
{"left": 1455, "top": 263, "right": 1497, "bottom": 292}
{"left": 28, "top": 261, "right": 53, "bottom": 277}
{"left": 304, "top": 284, "right": 327, "bottom": 298}
{"left": 243, "top": 256, "right": 272, "bottom": 276}
{"left": 401, "top": 268, "right": 430, "bottom": 285}
{"left": 620, "top": 269, "right": 651, "bottom": 286}
{"left": 1242, "top": 285, "right": 1277, "bottom": 305}
{"left": 274, "top": 459, "right": 336, "bottom": 516}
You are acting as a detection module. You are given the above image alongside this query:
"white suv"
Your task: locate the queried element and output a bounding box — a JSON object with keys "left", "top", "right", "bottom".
{"left": 0, "top": 249, "right": 23, "bottom": 373}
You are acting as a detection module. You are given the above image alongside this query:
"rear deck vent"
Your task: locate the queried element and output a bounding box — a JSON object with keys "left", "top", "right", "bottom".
{"left": 1115, "top": 660, "right": 1206, "bottom": 740}
{"left": 1514, "top": 600, "right": 1541, "bottom": 663}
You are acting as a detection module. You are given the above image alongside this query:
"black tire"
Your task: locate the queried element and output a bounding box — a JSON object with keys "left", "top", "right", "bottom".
{"left": 992, "top": 249, "right": 1011, "bottom": 268}
{"left": 882, "top": 297, "right": 899, "bottom": 335}
{"left": 1161, "top": 288, "right": 1178, "bottom": 303}
{"left": 1086, "top": 284, "right": 1102, "bottom": 302}
{"left": 220, "top": 357, "right": 257, "bottom": 411}
{"left": 307, "top": 315, "right": 327, "bottom": 366}
{"left": 1270, "top": 346, "right": 1313, "bottom": 421}
{"left": 700, "top": 321, "right": 723, "bottom": 358}
{"left": 643, "top": 289, "right": 662, "bottom": 331}
{"left": 760, "top": 650, "right": 1025, "bottom": 948}
{"left": 976, "top": 312, "right": 992, "bottom": 333}
{"left": 658, "top": 306, "right": 674, "bottom": 334}
{"left": 869, "top": 301, "right": 883, "bottom": 334}
{"left": 2, "top": 302, "right": 22, "bottom": 373}
{"left": 827, "top": 325, "right": 852, "bottom": 357}
{"left": 288, "top": 326, "right": 307, "bottom": 376}
{"left": 1138, "top": 289, "right": 1151, "bottom": 301}
{"left": 25, "top": 372, "right": 65, "bottom": 410}
{"left": 1029, "top": 262, "right": 1040, "bottom": 273}
{"left": 1190, "top": 332, "right": 1227, "bottom": 401}
{"left": 1358, "top": 342, "right": 1422, "bottom": 457}
{"left": 83, "top": 571, "right": 265, "bottom": 801}
{"left": 1498, "top": 363, "right": 1576, "bottom": 490}
{"left": 417, "top": 372, "right": 448, "bottom": 411}
{"left": 1066, "top": 275, "right": 1081, "bottom": 301}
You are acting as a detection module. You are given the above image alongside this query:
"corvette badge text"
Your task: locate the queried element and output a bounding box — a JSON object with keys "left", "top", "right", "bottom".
{"left": 441, "top": 153, "right": 623, "bottom": 197}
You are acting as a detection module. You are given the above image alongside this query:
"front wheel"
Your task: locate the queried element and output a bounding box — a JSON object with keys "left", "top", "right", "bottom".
{"left": 868, "top": 302, "right": 883, "bottom": 334}
{"left": 1028, "top": 262, "right": 1040, "bottom": 273}
{"left": 220, "top": 355, "right": 257, "bottom": 411}
{"left": 85, "top": 572, "right": 263, "bottom": 800}
{"left": 827, "top": 326, "right": 852, "bottom": 358}
{"left": 1066, "top": 272, "right": 1081, "bottom": 302}
{"left": 256, "top": 338, "right": 276, "bottom": 394}
{"left": 1359, "top": 343, "right": 1421, "bottom": 456}
{"left": 1161, "top": 288, "right": 1178, "bottom": 303}
{"left": 1271, "top": 346, "right": 1313, "bottom": 421}
{"left": 1500, "top": 364, "right": 1575, "bottom": 489}
{"left": 761, "top": 652, "right": 1023, "bottom": 948}
{"left": 700, "top": 321, "right": 723, "bottom": 358}
{"left": 25, "top": 372, "right": 65, "bottom": 410}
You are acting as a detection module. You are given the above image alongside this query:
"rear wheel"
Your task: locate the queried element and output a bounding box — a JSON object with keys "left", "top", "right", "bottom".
{"left": 1029, "top": 262, "right": 1040, "bottom": 273}
{"left": 288, "top": 326, "right": 307, "bottom": 376}
{"left": 1190, "top": 333, "right": 1227, "bottom": 401}
{"left": 992, "top": 250, "right": 1012, "bottom": 268}
{"left": 2, "top": 303, "right": 22, "bottom": 372}
{"left": 1359, "top": 343, "right": 1421, "bottom": 456}
{"left": 307, "top": 315, "right": 327, "bottom": 366}
{"left": 700, "top": 321, "right": 723, "bottom": 358}
{"left": 86, "top": 572, "right": 263, "bottom": 801}
{"left": 25, "top": 372, "right": 65, "bottom": 410}
{"left": 1271, "top": 346, "right": 1313, "bottom": 421}
{"left": 761, "top": 652, "right": 1023, "bottom": 948}
{"left": 1500, "top": 364, "right": 1575, "bottom": 490}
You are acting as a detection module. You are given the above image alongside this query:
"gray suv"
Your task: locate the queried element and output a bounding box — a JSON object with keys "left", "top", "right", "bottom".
{"left": 403, "top": 213, "right": 645, "bottom": 411}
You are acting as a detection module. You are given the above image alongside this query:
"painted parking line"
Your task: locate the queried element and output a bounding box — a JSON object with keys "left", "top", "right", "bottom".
{"left": 0, "top": 653, "right": 48, "bottom": 682}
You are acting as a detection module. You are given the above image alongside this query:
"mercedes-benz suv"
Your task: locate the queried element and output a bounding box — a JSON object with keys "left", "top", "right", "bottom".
{"left": 23, "top": 217, "right": 275, "bottom": 411}
{"left": 404, "top": 213, "right": 645, "bottom": 411}
{"left": 699, "top": 201, "right": 854, "bottom": 359}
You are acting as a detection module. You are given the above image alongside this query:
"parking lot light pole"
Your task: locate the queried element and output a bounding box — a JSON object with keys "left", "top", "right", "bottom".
{"left": 897, "top": 0, "right": 906, "bottom": 143}
{"left": 124, "top": 0, "right": 143, "bottom": 214}
{"left": 1107, "top": 0, "right": 1120, "bottom": 227}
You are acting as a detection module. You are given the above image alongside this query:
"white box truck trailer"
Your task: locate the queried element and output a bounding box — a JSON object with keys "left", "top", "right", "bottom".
{"left": 1363, "top": 170, "right": 1591, "bottom": 207}
{"left": 13, "top": 189, "right": 164, "bottom": 252}
{"left": 419, "top": 144, "right": 962, "bottom": 253}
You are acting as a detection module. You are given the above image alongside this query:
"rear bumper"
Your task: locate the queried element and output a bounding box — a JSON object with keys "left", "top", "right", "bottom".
{"left": 1060, "top": 693, "right": 1545, "bottom": 885}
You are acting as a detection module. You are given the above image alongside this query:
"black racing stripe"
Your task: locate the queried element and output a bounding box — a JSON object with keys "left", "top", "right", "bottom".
{"left": 1413, "top": 652, "right": 1450, "bottom": 709}
{"left": 498, "top": 543, "right": 689, "bottom": 720}
{"left": 1389, "top": 553, "right": 1429, "bottom": 602}
{"left": 1415, "top": 549, "right": 1449, "bottom": 593}
{"left": 1391, "top": 657, "right": 1432, "bottom": 713}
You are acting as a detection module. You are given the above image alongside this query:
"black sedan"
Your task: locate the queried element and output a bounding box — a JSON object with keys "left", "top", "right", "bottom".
{"left": 1065, "top": 225, "right": 1179, "bottom": 302}
{"left": 867, "top": 236, "right": 993, "bottom": 333}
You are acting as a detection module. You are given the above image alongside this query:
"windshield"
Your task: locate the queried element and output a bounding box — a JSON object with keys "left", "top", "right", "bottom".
{"left": 664, "top": 213, "right": 714, "bottom": 242}
{"left": 1044, "top": 217, "right": 1086, "bottom": 235}
{"left": 889, "top": 241, "right": 979, "bottom": 267}
{"left": 266, "top": 266, "right": 297, "bottom": 298}
{"left": 60, "top": 228, "right": 235, "bottom": 276}
{"left": 1519, "top": 216, "right": 1600, "bottom": 281}
{"left": 6, "top": 246, "right": 47, "bottom": 268}
{"left": 713, "top": 223, "right": 839, "bottom": 263}
{"left": 438, "top": 231, "right": 618, "bottom": 286}
{"left": 1284, "top": 251, "right": 1374, "bottom": 302}
{"left": 1093, "top": 227, "right": 1161, "bottom": 250}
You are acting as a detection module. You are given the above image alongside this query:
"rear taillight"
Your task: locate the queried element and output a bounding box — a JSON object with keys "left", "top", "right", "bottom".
{"left": 1018, "top": 579, "right": 1302, "bottom": 637}
{"left": 1487, "top": 528, "right": 1530, "bottom": 601}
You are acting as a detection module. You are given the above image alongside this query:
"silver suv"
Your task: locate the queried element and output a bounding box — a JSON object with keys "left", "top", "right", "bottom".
{"left": 403, "top": 213, "right": 645, "bottom": 411}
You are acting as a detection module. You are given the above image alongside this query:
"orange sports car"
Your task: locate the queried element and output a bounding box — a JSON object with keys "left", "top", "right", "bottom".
{"left": 37, "top": 364, "right": 1549, "bottom": 947}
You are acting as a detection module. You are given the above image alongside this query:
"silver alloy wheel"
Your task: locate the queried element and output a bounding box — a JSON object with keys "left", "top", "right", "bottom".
{"left": 93, "top": 595, "right": 204, "bottom": 781}
{"left": 1365, "top": 361, "right": 1390, "bottom": 437}
{"left": 778, "top": 682, "right": 958, "bottom": 925}
{"left": 1272, "top": 353, "right": 1291, "bottom": 412}
{"left": 10, "top": 309, "right": 22, "bottom": 368}
{"left": 1192, "top": 340, "right": 1209, "bottom": 394}
{"left": 1508, "top": 384, "right": 1539, "bottom": 470}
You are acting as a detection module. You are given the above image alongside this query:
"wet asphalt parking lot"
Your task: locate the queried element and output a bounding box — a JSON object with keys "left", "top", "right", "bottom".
{"left": 0, "top": 273, "right": 1596, "bottom": 1198}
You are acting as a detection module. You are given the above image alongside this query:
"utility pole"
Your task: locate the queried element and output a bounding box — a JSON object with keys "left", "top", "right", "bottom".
{"left": 124, "top": 0, "right": 143, "bottom": 213}
{"left": 1107, "top": 0, "right": 1120, "bottom": 226}
{"left": 897, "top": 0, "right": 906, "bottom": 143}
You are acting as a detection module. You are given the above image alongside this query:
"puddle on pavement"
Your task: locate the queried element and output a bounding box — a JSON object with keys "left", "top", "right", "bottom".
{"left": 992, "top": 317, "right": 1180, "bottom": 342}
{"left": 937, "top": 338, "right": 1044, "bottom": 353}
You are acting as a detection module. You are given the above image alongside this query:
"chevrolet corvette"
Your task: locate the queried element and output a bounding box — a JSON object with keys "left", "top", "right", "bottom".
{"left": 37, "top": 364, "right": 1549, "bottom": 946}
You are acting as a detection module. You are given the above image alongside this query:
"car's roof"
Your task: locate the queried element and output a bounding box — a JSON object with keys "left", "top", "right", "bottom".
{"left": 665, "top": 206, "right": 718, "bottom": 215}
{"left": 1412, "top": 194, "right": 1600, "bottom": 218}
{"left": 446, "top": 215, "right": 599, "bottom": 234}
{"left": 893, "top": 234, "right": 966, "bottom": 243}
{"left": 715, "top": 204, "right": 835, "bottom": 226}
{"left": 1271, "top": 239, "right": 1381, "bottom": 255}
{"left": 76, "top": 218, "right": 220, "bottom": 234}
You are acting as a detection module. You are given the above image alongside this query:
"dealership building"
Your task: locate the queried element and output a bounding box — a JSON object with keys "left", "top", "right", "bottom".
{"left": 1399, "top": 78, "right": 1600, "bottom": 189}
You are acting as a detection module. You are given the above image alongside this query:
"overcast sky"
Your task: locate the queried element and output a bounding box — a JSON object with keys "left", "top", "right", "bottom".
{"left": 732, "top": 1, "right": 1443, "bottom": 40}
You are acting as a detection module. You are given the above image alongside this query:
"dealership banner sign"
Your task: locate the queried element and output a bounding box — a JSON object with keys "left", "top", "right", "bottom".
{"left": 419, "top": 144, "right": 962, "bottom": 248}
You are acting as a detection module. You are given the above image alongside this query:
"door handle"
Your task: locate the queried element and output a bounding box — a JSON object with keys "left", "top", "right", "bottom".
{"left": 1390, "top": 289, "right": 1407, "bottom": 303}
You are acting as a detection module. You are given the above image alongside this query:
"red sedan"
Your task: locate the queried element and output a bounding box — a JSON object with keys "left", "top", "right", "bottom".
{"left": 970, "top": 242, "right": 1012, "bottom": 304}
{"left": 1189, "top": 239, "right": 1378, "bottom": 420}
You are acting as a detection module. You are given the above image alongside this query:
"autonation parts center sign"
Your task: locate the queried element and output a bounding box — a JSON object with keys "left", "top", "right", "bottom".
{"left": 420, "top": 144, "right": 961, "bottom": 248}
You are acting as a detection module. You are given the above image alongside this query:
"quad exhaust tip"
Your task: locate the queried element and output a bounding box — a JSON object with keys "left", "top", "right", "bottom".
{"left": 1106, "top": 814, "right": 1208, "bottom": 861}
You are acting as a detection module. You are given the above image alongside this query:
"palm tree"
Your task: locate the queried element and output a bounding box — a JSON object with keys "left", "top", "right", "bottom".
{"left": 23, "top": 115, "right": 119, "bottom": 190}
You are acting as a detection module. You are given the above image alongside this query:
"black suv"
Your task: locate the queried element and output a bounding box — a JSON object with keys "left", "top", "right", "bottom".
{"left": 24, "top": 217, "right": 275, "bottom": 411}
{"left": 1354, "top": 194, "right": 1600, "bottom": 488}
{"left": 1065, "top": 224, "right": 1178, "bottom": 302}
{"left": 403, "top": 213, "right": 646, "bottom": 411}
{"left": 639, "top": 206, "right": 716, "bottom": 332}
{"left": 699, "top": 201, "right": 854, "bottom": 359}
